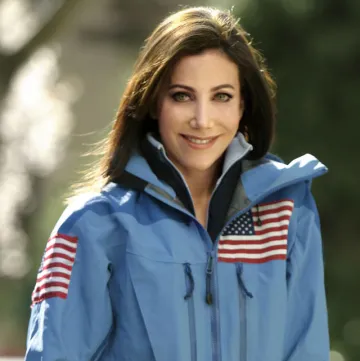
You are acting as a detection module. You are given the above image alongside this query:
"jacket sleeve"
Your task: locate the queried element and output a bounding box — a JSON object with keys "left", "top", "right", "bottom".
{"left": 25, "top": 208, "right": 113, "bottom": 361}
{"left": 283, "top": 184, "right": 330, "bottom": 361}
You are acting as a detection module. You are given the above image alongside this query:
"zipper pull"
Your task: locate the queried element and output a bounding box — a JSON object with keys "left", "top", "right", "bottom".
{"left": 236, "top": 263, "right": 253, "bottom": 298}
{"left": 255, "top": 204, "right": 262, "bottom": 226}
{"left": 206, "top": 253, "right": 214, "bottom": 305}
{"left": 184, "top": 263, "right": 195, "bottom": 300}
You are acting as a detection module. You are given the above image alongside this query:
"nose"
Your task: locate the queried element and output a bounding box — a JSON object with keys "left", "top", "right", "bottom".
{"left": 192, "top": 99, "right": 214, "bottom": 129}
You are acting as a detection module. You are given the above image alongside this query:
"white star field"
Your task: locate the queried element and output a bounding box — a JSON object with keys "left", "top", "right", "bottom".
{"left": 222, "top": 211, "right": 255, "bottom": 236}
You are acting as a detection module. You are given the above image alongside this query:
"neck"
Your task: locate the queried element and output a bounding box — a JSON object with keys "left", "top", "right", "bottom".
{"left": 182, "top": 162, "right": 221, "bottom": 204}
{"left": 181, "top": 163, "right": 221, "bottom": 228}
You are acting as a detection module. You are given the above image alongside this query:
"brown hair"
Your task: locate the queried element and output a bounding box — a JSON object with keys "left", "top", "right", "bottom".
{"left": 69, "top": 6, "right": 276, "bottom": 199}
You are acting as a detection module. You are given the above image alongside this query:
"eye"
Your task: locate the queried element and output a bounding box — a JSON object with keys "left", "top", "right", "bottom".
{"left": 214, "top": 93, "right": 233, "bottom": 102}
{"left": 171, "top": 92, "right": 191, "bottom": 102}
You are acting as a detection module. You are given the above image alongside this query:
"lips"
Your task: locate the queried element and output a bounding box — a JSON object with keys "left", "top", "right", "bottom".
{"left": 181, "top": 135, "right": 217, "bottom": 144}
{"left": 180, "top": 134, "right": 219, "bottom": 149}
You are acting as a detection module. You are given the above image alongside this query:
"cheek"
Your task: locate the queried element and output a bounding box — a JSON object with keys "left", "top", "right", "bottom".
{"left": 157, "top": 102, "right": 179, "bottom": 139}
{"left": 217, "top": 106, "right": 242, "bottom": 131}
{"left": 157, "top": 101, "right": 173, "bottom": 132}
{"left": 158, "top": 101, "right": 188, "bottom": 131}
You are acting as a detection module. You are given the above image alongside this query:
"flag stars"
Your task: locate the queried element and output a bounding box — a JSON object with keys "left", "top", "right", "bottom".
{"left": 222, "top": 211, "right": 256, "bottom": 236}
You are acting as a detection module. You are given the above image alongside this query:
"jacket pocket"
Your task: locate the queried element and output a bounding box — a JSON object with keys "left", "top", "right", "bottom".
{"left": 125, "top": 252, "right": 205, "bottom": 361}
{"left": 184, "top": 263, "right": 197, "bottom": 361}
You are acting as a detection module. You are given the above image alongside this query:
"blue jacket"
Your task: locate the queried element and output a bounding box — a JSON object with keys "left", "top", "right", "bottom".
{"left": 25, "top": 134, "right": 330, "bottom": 361}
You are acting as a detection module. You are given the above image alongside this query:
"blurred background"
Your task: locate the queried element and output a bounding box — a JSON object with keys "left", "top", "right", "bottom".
{"left": 0, "top": 0, "right": 358, "bottom": 360}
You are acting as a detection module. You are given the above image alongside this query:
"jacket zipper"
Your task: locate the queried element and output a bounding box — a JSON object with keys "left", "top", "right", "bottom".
{"left": 213, "top": 255, "right": 222, "bottom": 361}
{"left": 143, "top": 169, "right": 327, "bottom": 361}
{"left": 184, "top": 263, "right": 197, "bottom": 361}
{"left": 205, "top": 251, "right": 221, "bottom": 361}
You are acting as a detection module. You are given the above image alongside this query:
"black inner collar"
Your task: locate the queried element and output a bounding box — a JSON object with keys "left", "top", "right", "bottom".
{"left": 140, "top": 136, "right": 243, "bottom": 242}
{"left": 140, "top": 137, "right": 195, "bottom": 215}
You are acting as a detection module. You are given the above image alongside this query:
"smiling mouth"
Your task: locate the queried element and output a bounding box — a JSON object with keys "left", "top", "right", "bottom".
{"left": 181, "top": 135, "right": 218, "bottom": 145}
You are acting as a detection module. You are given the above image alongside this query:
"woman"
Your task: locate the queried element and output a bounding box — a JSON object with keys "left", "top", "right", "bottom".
{"left": 25, "top": 6, "right": 330, "bottom": 361}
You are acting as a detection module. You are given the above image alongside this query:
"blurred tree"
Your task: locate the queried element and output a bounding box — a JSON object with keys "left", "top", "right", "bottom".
{"left": 0, "top": 0, "right": 79, "bottom": 93}
{"left": 79, "top": 0, "right": 203, "bottom": 44}
{"left": 0, "top": 0, "right": 84, "bottom": 354}
{"left": 238, "top": 0, "right": 360, "bottom": 359}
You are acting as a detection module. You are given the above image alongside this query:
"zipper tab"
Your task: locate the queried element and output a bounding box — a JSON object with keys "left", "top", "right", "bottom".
{"left": 236, "top": 263, "right": 253, "bottom": 298}
{"left": 184, "top": 263, "right": 195, "bottom": 300}
{"left": 206, "top": 253, "right": 214, "bottom": 305}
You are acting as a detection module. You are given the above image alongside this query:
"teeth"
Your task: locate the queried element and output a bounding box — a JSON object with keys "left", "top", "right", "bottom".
{"left": 186, "top": 137, "right": 213, "bottom": 144}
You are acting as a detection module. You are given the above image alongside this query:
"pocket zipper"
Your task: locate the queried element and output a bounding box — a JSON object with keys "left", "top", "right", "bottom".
{"left": 184, "top": 263, "right": 197, "bottom": 361}
{"left": 236, "top": 263, "right": 253, "bottom": 361}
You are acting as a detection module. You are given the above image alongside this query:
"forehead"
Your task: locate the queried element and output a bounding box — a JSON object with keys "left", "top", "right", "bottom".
{"left": 170, "top": 49, "right": 240, "bottom": 88}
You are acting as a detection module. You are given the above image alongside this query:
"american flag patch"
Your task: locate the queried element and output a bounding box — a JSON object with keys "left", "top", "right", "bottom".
{"left": 31, "top": 233, "right": 78, "bottom": 305}
{"left": 218, "top": 199, "right": 294, "bottom": 263}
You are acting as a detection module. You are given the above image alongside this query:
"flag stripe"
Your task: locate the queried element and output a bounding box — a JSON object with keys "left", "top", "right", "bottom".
{"left": 33, "top": 292, "right": 67, "bottom": 305}
{"left": 36, "top": 271, "right": 71, "bottom": 283}
{"left": 42, "top": 262, "right": 73, "bottom": 271}
{"left": 35, "top": 280, "right": 70, "bottom": 293}
{"left": 43, "top": 252, "right": 75, "bottom": 263}
{"left": 218, "top": 245, "right": 287, "bottom": 255}
{"left": 32, "top": 285, "right": 69, "bottom": 298}
{"left": 255, "top": 206, "right": 293, "bottom": 217}
{"left": 37, "top": 267, "right": 72, "bottom": 279}
{"left": 218, "top": 254, "right": 287, "bottom": 264}
{"left": 45, "top": 242, "right": 77, "bottom": 254}
{"left": 252, "top": 200, "right": 294, "bottom": 211}
{"left": 219, "top": 249, "right": 287, "bottom": 259}
{"left": 252, "top": 209, "right": 292, "bottom": 221}
{"left": 219, "top": 235, "right": 288, "bottom": 245}
{"left": 42, "top": 257, "right": 74, "bottom": 268}
{"left": 49, "top": 233, "right": 77, "bottom": 243}
{"left": 252, "top": 215, "right": 291, "bottom": 228}
{"left": 218, "top": 239, "right": 287, "bottom": 250}
{"left": 32, "top": 234, "right": 78, "bottom": 305}
{"left": 46, "top": 238, "right": 77, "bottom": 252}
{"left": 35, "top": 276, "right": 71, "bottom": 287}
{"left": 254, "top": 225, "right": 290, "bottom": 236}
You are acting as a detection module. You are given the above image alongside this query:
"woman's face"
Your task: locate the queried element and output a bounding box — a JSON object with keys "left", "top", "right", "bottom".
{"left": 157, "top": 49, "right": 244, "bottom": 177}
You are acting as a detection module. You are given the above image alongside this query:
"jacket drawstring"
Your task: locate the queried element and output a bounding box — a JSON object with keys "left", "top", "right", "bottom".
{"left": 184, "top": 263, "right": 195, "bottom": 300}
{"left": 255, "top": 204, "right": 262, "bottom": 226}
{"left": 205, "top": 253, "right": 214, "bottom": 305}
{"left": 236, "top": 263, "right": 253, "bottom": 298}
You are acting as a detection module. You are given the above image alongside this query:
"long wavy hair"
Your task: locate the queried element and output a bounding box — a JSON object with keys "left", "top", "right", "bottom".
{"left": 68, "top": 6, "right": 277, "bottom": 200}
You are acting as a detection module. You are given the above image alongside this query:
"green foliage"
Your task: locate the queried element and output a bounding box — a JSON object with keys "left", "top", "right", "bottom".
{"left": 239, "top": 0, "right": 360, "bottom": 359}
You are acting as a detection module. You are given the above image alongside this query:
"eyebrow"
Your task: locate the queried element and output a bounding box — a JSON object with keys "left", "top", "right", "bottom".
{"left": 168, "top": 84, "right": 235, "bottom": 91}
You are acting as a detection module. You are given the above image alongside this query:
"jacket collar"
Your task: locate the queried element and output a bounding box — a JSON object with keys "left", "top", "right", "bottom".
{"left": 242, "top": 153, "right": 327, "bottom": 202}
{"left": 122, "top": 134, "right": 327, "bottom": 204}
{"left": 125, "top": 132, "right": 253, "bottom": 186}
